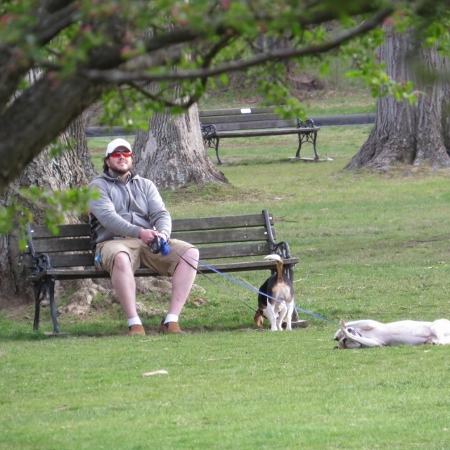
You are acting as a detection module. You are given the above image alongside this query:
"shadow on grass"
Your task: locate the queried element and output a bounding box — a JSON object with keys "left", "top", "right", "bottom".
{"left": 0, "top": 318, "right": 315, "bottom": 341}
{"left": 0, "top": 313, "right": 129, "bottom": 341}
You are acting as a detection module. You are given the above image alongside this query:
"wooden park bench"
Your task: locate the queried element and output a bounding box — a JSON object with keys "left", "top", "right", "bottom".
{"left": 25, "top": 210, "right": 300, "bottom": 334}
{"left": 199, "top": 106, "right": 320, "bottom": 164}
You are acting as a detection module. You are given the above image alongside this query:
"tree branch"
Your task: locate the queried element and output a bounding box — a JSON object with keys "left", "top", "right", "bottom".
{"left": 128, "top": 81, "right": 201, "bottom": 110}
{"left": 0, "top": 1, "right": 79, "bottom": 110}
{"left": 34, "top": 2, "right": 80, "bottom": 45}
{"left": 83, "top": 8, "right": 394, "bottom": 84}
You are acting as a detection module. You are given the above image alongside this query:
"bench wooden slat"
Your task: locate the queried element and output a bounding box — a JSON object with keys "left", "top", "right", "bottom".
{"left": 33, "top": 237, "right": 92, "bottom": 253}
{"left": 173, "top": 213, "right": 271, "bottom": 230}
{"left": 214, "top": 128, "right": 317, "bottom": 138}
{"left": 199, "top": 107, "right": 277, "bottom": 117}
{"left": 28, "top": 213, "right": 273, "bottom": 238}
{"left": 30, "top": 227, "right": 272, "bottom": 254}
{"left": 28, "top": 268, "right": 157, "bottom": 281}
{"left": 200, "top": 115, "right": 295, "bottom": 127}
{"left": 174, "top": 228, "right": 274, "bottom": 246}
{"left": 24, "top": 253, "right": 94, "bottom": 268}
{"left": 210, "top": 121, "right": 297, "bottom": 132}
{"left": 27, "top": 257, "right": 300, "bottom": 283}
{"left": 28, "top": 223, "right": 90, "bottom": 238}
{"left": 25, "top": 241, "right": 274, "bottom": 270}
{"left": 198, "top": 242, "right": 271, "bottom": 259}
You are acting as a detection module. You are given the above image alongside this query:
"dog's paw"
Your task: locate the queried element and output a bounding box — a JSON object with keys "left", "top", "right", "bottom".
{"left": 340, "top": 319, "right": 347, "bottom": 331}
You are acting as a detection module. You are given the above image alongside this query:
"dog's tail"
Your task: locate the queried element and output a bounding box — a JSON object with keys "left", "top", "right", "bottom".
{"left": 264, "top": 254, "right": 284, "bottom": 282}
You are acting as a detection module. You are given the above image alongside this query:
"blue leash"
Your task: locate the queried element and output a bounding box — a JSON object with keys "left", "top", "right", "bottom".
{"left": 196, "top": 257, "right": 335, "bottom": 323}
{"left": 163, "top": 239, "right": 335, "bottom": 324}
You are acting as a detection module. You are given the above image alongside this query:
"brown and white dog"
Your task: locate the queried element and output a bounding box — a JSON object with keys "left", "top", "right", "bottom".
{"left": 254, "top": 254, "right": 295, "bottom": 331}
{"left": 334, "top": 318, "right": 450, "bottom": 349}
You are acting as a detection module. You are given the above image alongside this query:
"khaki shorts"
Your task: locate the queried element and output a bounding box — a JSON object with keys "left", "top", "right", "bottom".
{"left": 94, "top": 238, "right": 196, "bottom": 276}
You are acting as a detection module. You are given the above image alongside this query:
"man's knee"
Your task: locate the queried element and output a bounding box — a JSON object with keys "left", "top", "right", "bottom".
{"left": 113, "top": 251, "right": 132, "bottom": 271}
{"left": 183, "top": 247, "right": 199, "bottom": 267}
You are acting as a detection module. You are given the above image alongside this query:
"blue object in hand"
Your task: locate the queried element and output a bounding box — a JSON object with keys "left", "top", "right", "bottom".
{"left": 149, "top": 236, "right": 169, "bottom": 256}
{"left": 160, "top": 238, "right": 169, "bottom": 256}
{"left": 95, "top": 252, "right": 102, "bottom": 265}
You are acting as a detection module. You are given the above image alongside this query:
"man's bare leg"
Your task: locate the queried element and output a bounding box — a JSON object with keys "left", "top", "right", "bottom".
{"left": 111, "top": 252, "right": 145, "bottom": 335}
{"left": 111, "top": 252, "right": 138, "bottom": 318}
{"left": 168, "top": 247, "right": 199, "bottom": 316}
{"left": 160, "top": 247, "right": 199, "bottom": 333}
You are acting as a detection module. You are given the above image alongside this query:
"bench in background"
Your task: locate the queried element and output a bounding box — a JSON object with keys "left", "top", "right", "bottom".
{"left": 199, "top": 107, "right": 321, "bottom": 164}
{"left": 25, "top": 210, "right": 300, "bottom": 334}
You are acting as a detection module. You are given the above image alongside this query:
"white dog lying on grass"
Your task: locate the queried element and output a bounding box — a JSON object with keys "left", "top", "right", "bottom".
{"left": 334, "top": 318, "right": 450, "bottom": 349}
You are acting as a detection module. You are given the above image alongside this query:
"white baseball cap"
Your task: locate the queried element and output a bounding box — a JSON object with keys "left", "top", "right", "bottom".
{"left": 105, "top": 138, "right": 132, "bottom": 157}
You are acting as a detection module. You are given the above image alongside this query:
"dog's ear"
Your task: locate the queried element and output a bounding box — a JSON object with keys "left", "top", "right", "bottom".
{"left": 254, "top": 308, "right": 264, "bottom": 328}
{"left": 340, "top": 319, "right": 347, "bottom": 330}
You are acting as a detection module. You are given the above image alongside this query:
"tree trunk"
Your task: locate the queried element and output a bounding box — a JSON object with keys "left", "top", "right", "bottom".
{"left": 133, "top": 102, "right": 228, "bottom": 189}
{"left": 0, "top": 114, "right": 93, "bottom": 306}
{"left": 0, "top": 74, "right": 106, "bottom": 194}
{"left": 67, "top": 112, "right": 97, "bottom": 182}
{"left": 345, "top": 26, "right": 450, "bottom": 170}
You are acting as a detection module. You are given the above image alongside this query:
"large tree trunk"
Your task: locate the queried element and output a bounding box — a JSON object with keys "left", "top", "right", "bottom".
{"left": 345, "top": 26, "right": 450, "bottom": 170}
{"left": 133, "top": 102, "right": 228, "bottom": 189}
{"left": 0, "top": 115, "right": 93, "bottom": 306}
{"left": 67, "top": 113, "right": 97, "bottom": 182}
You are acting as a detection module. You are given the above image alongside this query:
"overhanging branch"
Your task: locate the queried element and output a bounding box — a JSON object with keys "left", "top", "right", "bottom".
{"left": 82, "top": 8, "right": 393, "bottom": 84}
{"left": 34, "top": 2, "right": 79, "bottom": 45}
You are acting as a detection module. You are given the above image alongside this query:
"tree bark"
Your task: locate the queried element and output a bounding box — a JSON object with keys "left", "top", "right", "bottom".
{"left": 0, "top": 75, "right": 106, "bottom": 194}
{"left": 345, "top": 26, "right": 450, "bottom": 170}
{"left": 133, "top": 102, "right": 228, "bottom": 189}
{"left": 0, "top": 115, "right": 93, "bottom": 306}
{"left": 67, "top": 111, "right": 97, "bottom": 182}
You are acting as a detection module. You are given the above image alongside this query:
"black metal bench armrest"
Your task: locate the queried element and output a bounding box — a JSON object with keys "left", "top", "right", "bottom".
{"left": 200, "top": 123, "right": 218, "bottom": 139}
{"left": 31, "top": 253, "right": 52, "bottom": 276}
{"left": 297, "top": 117, "right": 316, "bottom": 128}
{"left": 26, "top": 224, "right": 53, "bottom": 275}
{"left": 262, "top": 210, "right": 292, "bottom": 259}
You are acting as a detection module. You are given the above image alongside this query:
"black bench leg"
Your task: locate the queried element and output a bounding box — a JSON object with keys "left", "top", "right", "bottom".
{"left": 33, "top": 283, "right": 44, "bottom": 331}
{"left": 295, "top": 137, "right": 302, "bottom": 159}
{"left": 48, "top": 277, "right": 60, "bottom": 334}
{"left": 214, "top": 137, "right": 222, "bottom": 165}
{"left": 295, "top": 132, "right": 320, "bottom": 160}
{"left": 33, "top": 277, "right": 60, "bottom": 333}
{"left": 311, "top": 131, "right": 319, "bottom": 160}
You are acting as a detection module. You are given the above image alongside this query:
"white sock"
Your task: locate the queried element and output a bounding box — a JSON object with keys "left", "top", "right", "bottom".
{"left": 128, "top": 317, "right": 142, "bottom": 327}
{"left": 164, "top": 313, "right": 178, "bottom": 324}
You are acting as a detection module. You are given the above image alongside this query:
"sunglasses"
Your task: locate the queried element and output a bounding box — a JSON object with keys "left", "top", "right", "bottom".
{"left": 109, "top": 151, "right": 132, "bottom": 159}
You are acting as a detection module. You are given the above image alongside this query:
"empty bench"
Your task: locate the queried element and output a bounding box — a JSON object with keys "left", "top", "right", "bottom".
{"left": 199, "top": 107, "right": 320, "bottom": 164}
{"left": 25, "top": 210, "right": 300, "bottom": 334}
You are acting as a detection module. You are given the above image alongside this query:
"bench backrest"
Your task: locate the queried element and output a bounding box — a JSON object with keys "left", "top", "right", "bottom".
{"left": 25, "top": 211, "right": 281, "bottom": 271}
{"left": 199, "top": 107, "right": 297, "bottom": 132}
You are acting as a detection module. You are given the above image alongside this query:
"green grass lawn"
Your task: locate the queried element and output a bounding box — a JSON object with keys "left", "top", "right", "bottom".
{"left": 3, "top": 108, "right": 450, "bottom": 448}
{"left": 1, "top": 329, "right": 449, "bottom": 449}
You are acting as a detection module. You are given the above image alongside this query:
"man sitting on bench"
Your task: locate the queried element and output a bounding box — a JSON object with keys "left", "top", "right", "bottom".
{"left": 88, "top": 138, "right": 199, "bottom": 336}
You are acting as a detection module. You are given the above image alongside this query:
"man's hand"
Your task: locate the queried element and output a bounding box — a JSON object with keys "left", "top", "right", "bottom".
{"left": 138, "top": 228, "right": 159, "bottom": 244}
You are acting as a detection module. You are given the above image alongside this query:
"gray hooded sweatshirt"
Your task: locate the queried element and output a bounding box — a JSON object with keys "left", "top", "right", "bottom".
{"left": 88, "top": 171, "right": 171, "bottom": 252}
